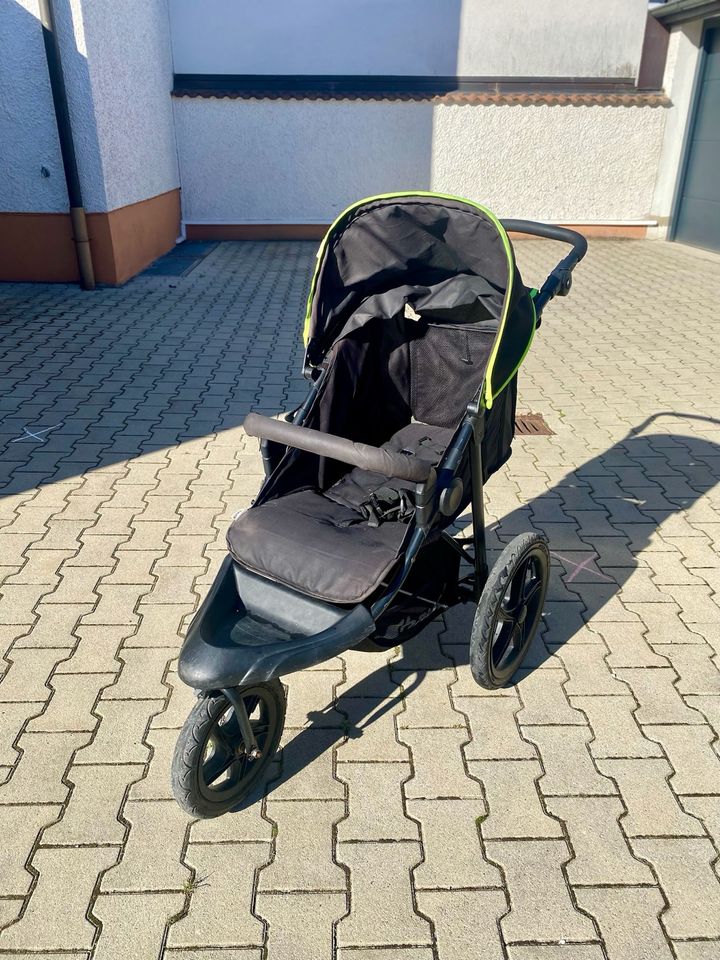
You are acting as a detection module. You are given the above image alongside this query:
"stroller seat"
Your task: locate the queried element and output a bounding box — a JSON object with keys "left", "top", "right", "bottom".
{"left": 228, "top": 422, "right": 453, "bottom": 604}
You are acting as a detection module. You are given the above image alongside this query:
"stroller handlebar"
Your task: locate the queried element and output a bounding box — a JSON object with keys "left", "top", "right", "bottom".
{"left": 501, "top": 219, "right": 588, "bottom": 319}
{"left": 244, "top": 413, "right": 434, "bottom": 485}
{"left": 501, "top": 219, "right": 588, "bottom": 260}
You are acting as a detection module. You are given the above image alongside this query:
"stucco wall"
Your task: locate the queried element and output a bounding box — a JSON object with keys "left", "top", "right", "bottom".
{"left": 169, "top": 0, "right": 648, "bottom": 80}
{"left": 173, "top": 99, "right": 667, "bottom": 226}
{"left": 456, "top": 0, "right": 647, "bottom": 79}
{"left": 1, "top": 0, "right": 179, "bottom": 215}
{"left": 0, "top": 0, "right": 68, "bottom": 212}
{"left": 80, "top": 0, "right": 179, "bottom": 211}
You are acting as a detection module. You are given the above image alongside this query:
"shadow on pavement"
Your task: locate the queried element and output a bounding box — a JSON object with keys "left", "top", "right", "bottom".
{"left": 255, "top": 414, "right": 720, "bottom": 806}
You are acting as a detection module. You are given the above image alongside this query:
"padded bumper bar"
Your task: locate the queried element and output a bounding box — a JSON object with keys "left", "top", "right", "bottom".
{"left": 244, "top": 412, "right": 434, "bottom": 484}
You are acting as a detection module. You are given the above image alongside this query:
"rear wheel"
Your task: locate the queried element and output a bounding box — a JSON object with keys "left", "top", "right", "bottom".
{"left": 469, "top": 532, "right": 549, "bottom": 689}
{"left": 171, "top": 680, "right": 286, "bottom": 818}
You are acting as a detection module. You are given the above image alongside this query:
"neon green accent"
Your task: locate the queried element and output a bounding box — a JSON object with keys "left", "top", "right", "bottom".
{"left": 301, "top": 191, "right": 516, "bottom": 408}
{"left": 489, "top": 291, "right": 536, "bottom": 404}
{"left": 529, "top": 287, "right": 539, "bottom": 298}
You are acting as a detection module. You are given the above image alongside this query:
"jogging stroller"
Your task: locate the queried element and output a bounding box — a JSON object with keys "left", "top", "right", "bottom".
{"left": 172, "top": 193, "right": 587, "bottom": 818}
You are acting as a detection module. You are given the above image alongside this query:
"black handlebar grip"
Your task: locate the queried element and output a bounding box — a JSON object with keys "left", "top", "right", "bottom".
{"left": 501, "top": 219, "right": 588, "bottom": 263}
{"left": 243, "top": 413, "right": 434, "bottom": 484}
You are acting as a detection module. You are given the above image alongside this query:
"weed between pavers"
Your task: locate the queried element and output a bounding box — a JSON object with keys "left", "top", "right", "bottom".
{"left": 183, "top": 872, "right": 211, "bottom": 894}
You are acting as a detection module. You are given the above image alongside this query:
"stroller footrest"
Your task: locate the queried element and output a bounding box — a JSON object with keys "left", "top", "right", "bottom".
{"left": 177, "top": 557, "right": 374, "bottom": 690}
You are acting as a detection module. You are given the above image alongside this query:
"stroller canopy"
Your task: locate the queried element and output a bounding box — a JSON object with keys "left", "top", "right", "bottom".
{"left": 303, "top": 192, "right": 535, "bottom": 408}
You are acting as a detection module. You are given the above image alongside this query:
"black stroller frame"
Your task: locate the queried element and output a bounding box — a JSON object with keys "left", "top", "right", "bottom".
{"left": 171, "top": 196, "right": 587, "bottom": 818}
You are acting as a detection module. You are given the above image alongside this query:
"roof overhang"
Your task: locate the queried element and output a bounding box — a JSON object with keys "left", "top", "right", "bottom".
{"left": 651, "top": 0, "right": 720, "bottom": 25}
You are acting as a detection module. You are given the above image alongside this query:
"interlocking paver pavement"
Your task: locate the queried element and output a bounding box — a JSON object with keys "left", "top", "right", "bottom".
{"left": 1, "top": 237, "right": 720, "bottom": 957}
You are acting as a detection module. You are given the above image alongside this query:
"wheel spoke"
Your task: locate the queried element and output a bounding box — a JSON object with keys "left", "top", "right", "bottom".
{"left": 235, "top": 753, "right": 252, "bottom": 783}
{"left": 497, "top": 605, "right": 516, "bottom": 624}
{"left": 523, "top": 579, "right": 543, "bottom": 608}
{"left": 493, "top": 625, "right": 517, "bottom": 665}
{"left": 508, "top": 557, "right": 530, "bottom": 607}
{"left": 203, "top": 742, "right": 235, "bottom": 786}
{"left": 216, "top": 714, "right": 240, "bottom": 749}
{"left": 251, "top": 722, "right": 270, "bottom": 741}
{"left": 242, "top": 695, "right": 260, "bottom": 720}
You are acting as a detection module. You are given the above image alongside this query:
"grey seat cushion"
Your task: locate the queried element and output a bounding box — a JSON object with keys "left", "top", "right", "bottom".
{"left": 227, "top": 490, "right": 408, "bottom": 604}
{"left": 227, "top": 422, "right": 454, "bottom": 604}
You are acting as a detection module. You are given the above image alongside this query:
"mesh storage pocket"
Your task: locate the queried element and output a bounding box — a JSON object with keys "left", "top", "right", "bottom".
{"left": 410, "top": 324, "right": 495, "bottom": 427}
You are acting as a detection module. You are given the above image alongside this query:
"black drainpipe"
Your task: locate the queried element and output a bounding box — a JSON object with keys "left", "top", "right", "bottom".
{"left": 38, "top": 0, "right": 95, "bottom": 289}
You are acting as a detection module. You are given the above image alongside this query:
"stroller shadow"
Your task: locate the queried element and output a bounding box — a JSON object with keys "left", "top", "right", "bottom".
{"left": 247, "top": 414, "right": 720, "bottom": 807}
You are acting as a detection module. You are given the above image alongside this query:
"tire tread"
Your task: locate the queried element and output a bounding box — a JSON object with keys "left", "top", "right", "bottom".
{"left": 171, "top": 680, "right": 285, "bottom": 818}
{"left": 469, "top": 532, "right": 549, "bottom": 689}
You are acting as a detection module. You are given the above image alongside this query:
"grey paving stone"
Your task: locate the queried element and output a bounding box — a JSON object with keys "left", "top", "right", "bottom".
{"left": 0, "top": 846, "right": 118, "bottom": 951}
{"left": 259, "top": 799, "right": 345, "bottom": 892}
{"left": 101, "top": 799, "right": 190, "bottom": 892}
{"left": 126, "top": 726, "right": 179, "bottom": 800}
{"left": 93, "top": 892, "right": 185, "bottom": 960}
{"left": 545, "top": 796, "right": 653, "bottom": 885}
{"left": 417, "top": 889, "right": 507, "bottom": 960}
{"left": 616, "top": 668, "right": 705, "bottom": 725}
{"left": 0, "top": 701, "right": 43, "bottom": 765}
{"left": 597, "top": 758, "right": 706, "bottom": 837}
{"left": 270, "top": 727, "right": 345, "bottom": 800}
{"left": 649, "top": 644, "right": 720, "bottom": 694}
{"left": 643, "top": 724, "right": 720, "bottom": 794}
{"left": 400, "top": 727, "right": 481, "bottom": 800}
{"left": 574, "top": 886, "right": 674, "bottom": 960}
{"left": 672, "top": 942, "right": 720, "bottom": 960}
{"left": 1, "top": 239, "right": 720, "bottom": 959}
{"left": 470, "top": 759, "right": 563, "bottom": 839}
{"left": 571, "top": 694, "right": 665, "bottom": 758}
{"left": 515, "top": 669, "right": 586, "bottom": 725}
{"left": 27, "top": 671, "right": 114, "bottom": 733}
{"left": 167, "top": 842, "right": 269, "bottom": 948}
{"left": 507, "top": 948, "right": 605, "bottom": 960}
{"left": 681, "top": 796, "right": 720, "bottom": 851}
{"left": 45, "top": 762, "right": 144, "bottom": 846}
{"left": 337, "top": 696, "right": 410, "bottom": 764}
{"left": 460, "top": 696, "right": 538, "bottom": 760}
{"left": 523, "top": 726, "right": 617, "bottom": 796}
{"left": 593, "top": 623, "right": 669, "bottom": 670}
{"left": 0, "top": 803, "right": 63, "bottom": 896}
{"left": 336, "top": 840, "right": 431, "bottom": 948}
{"left": 257, "top": 891, "right": 346, "bottom": 960}
{"left": 487, "top": 838, "right": 596, "bottom": 944}
{"left": 407, "top": 798, "right": 501, "bottom": 888}
{"left": 0, "top": 730, "right": 89, "bottom": 804}
{"left": 0, "top": 647, "right": 73, "bottom": 703}
{"left": 630, "top": 837, "right": 720, "bottom": 939}
{"left": 337, "top": 761, "right": 417, "bottom": 841}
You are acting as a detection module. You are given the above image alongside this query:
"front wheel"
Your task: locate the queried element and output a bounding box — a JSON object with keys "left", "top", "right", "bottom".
{"left": 469, "top": 532, "right": 549, "bottom": 689}
{"left": 171, "top": 680, "right": 286, "bottom": 818}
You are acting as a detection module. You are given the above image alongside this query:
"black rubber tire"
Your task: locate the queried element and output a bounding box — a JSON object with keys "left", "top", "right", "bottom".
{"left": 469, "top": 532, "right": 549, "bottom": 690}
{"left": 171, "top": 680, "right": 286, "bottom": 818}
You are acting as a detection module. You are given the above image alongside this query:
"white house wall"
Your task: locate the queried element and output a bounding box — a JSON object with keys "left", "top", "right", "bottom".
{"left": 173, "top": 99, "right": 667, "bottom": 226}
{"left": 1, "top": 0, "right": 178, "bottom": 216}
{"left": 79, "top": 0, "right": 179, "bottom": 211}
{"left": 433, "top": 104, "right": 665, "bottom": 222}
{"left": 456, "top": 0, "right": 647, "bottom": 79}
{"left": 0, "top": 0, "right": 68, "bottom": 212}
{"left": 169, "top": 0, "right": 648, "bottom": 80}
